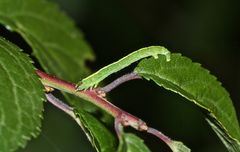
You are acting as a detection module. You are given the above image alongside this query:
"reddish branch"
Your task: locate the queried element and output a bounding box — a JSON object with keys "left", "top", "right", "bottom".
{"left": 36, "top": 69, "right": 147, "bottom": 131}
{"left": 36, "top": 69, "right": 174, "bottom": 147}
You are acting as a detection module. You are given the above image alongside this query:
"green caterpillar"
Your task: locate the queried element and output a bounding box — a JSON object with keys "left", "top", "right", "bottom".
{"left": 77, "top": 46, "right": 171, "bottom": 90}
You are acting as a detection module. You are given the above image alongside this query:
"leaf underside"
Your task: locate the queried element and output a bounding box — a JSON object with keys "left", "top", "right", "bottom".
{"left": 168, "top": 140, "right": 191, "bottom": 152}
{"left": 0, "top": 37, "right": 44, "bottom": 152}
{"left": 117, "top": 133, "right": 151, "bottom": 152}
{"left": 134, "top": 53, "right": 240, "bottom": 151}
{"left": 74, "top": 109, "right": 116, "bottom": 152}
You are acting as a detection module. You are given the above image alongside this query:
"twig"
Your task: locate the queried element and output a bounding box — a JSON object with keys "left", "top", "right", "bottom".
{"left": 36, "top": 69, "right": 121, "bottom": 117}
{"left": 45, "top": 93, "right": 74, "bottom": 118}
{"left": 147, "top": 127, "right": 172, "bottom": 144}
{"left": 45, "top": 93, "right": 92, "bottom": 140}
{"left": 37, "top": 69, "right": 177, "bottom": 148}
{"left": 100, "top": 72, "right": 141, "bottom": 93}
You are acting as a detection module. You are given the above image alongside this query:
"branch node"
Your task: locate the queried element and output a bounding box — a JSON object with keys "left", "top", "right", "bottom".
{"left": 114, "top": 115, "right": 124, "bottom": 138}
{"left": 44, "top": 86, "right": 54, "bottom": 93}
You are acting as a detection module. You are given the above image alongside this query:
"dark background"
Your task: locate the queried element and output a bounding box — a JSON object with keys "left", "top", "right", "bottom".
{"left": 9, "top": 0, "right": 239, "bottom": 151}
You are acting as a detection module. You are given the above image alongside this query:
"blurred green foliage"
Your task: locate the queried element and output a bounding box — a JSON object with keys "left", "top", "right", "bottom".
{"left": 11, "top": 0, "right": 240, "bottom": 151}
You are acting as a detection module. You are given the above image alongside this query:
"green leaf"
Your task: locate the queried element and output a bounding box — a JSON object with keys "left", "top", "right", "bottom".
{"left": 0, "top": 0, "right": 94, "bottom": 81}
{"left": 0, "top": 2, "right": 115, "bottom": 152}
{"left": 134, "top": 53, "right": 240, "bottom": 151}
{"left": 0, "top": 0, "right": 102, "bottom": 145}
{"left": 0, "top": 37, "right": 44, "bottom": 152}
{"left": 117, "top": 133, "right": 151, "bottom": 152}
{"left": 74, "top": 109, "right": 117, "bottom": 152}
{"left": 168, "top": 141, "right": 191, "bottom": 152}
{"left": 0, "top": 0, "right": 96, "bottom": 112}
